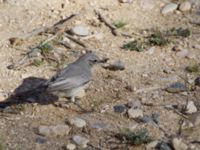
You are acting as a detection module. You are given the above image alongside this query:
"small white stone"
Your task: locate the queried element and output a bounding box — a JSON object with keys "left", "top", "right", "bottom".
{"left": 71, "top": 26, "right": 89, "bottom": 36}
{"left": 185, "top": 101, "right": 197, "bottom": 114}
{"left": 38, "top": 125, "right": 70, "bottom": 137}
{"left": 128, "top": 108, "right": 143, "bottom": 118}
{"left": 72, "top": 135, "right": 89, "bottom": 148}
{"left": 69, "top": 117, "right": 87, "bottom": 128}
{"left": 146, "top": 141, "right": 159, "bottom": 149}
{"left": 161, "top": 3, "right": 178, "bottom": 15}
{"left": 172, "top": 137, "right": 188, "bottom": 150}
{"left": 179, "top": 1, "right": 192, "bottom": 12}
{"left": 66, "top": 143, "right": 76, "bottom": 150}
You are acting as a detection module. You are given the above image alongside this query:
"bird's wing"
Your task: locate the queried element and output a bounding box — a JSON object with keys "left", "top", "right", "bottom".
{"left": 46, "top": 64, "right": 91, "bottom": 92}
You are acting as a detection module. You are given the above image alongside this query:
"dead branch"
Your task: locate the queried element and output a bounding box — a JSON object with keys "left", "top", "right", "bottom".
{"left": 64, "top": 33, "right": 87, "bottom": 48}
{"left": 94, "top": 9, "right": 131, "bottom": 38}
{"left": 94, "top": 9, "right": 119, "bottom": 36}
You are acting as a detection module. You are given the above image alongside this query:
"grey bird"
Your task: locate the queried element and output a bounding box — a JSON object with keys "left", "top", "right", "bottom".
{"left": 0, "top": 52, "right": 100, "bottom": 110}
{"left": 43, "top": 51, "right": 100, "bottom": 103}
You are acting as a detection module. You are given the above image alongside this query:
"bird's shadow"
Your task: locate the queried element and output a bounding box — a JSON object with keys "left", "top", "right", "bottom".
{"left": 0, "top": 77, "right": 59, "bottom": 109}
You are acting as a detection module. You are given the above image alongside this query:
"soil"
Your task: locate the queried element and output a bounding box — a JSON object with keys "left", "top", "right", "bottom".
{"left": 0, "top": 0, "right": 200, "bottom": 150}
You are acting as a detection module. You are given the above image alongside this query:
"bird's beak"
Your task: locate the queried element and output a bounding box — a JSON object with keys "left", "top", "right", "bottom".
{"left": 97, "top": 57, "right": 109, "bottom": 63}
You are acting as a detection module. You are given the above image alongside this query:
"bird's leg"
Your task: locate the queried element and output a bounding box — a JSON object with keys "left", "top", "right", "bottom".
{"left": 70, "top": 96, "right": 76, "bottom": 103}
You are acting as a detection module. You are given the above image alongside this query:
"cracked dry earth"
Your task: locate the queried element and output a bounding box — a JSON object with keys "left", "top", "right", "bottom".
{"left": 0, "top": 0, "right": 200, "bottom": 150}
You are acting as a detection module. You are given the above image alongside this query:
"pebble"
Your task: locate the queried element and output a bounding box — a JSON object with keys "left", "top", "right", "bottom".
{"left": 156, "top": 141, "right": 172, "bottom": 150}
{"left": 190, "top": 112, "right": 200, "bottom": 126}
{"left": 165, "top": 82, "right": 187, "bottom": 93}
{"left": 179, "top": 1, "right": 192, "bottom": 12}
{"left": 72, "top": 135, "right": 89, "bottom": 148}
{"left": 113, "top": 104, "right": 126, "bottom": 113}
{"left": 69, "top": 117, "right": 87, "bottom": 128}
{"left": 181, "top": 120, "right": 194, "bottom": 129}
{"left": 138, "top": 113, "right": 160, "bottom": 124}
{"left": 172, "top": 137, "right": 188, "bottom": 150}
{"left": 91, "top": 122, "right": 108, "bottom": 130}
{"left": 127, "top": 123, "right": 138, "bottom": 131}
{"left": 127, "top": 99, "right": 142, "bottom": 109}
{"left": 146, "top": 140, "right": 159, "bottom": 149}
{"left": 161, "top": 3, "right": 178, "bottom": 15}
{"left": 104, "top": 60, "right": 125, "bottom": 71}
{"left": 71, "top": 25, "right": 89, "bottom": 36}
{"left": 185, "top": 101, "right": 197, "bottom": 114}
{"left": 66, "top": 143, "right": 76, "bottom": 150}
{"left": 38, "top": 124, "right": 70, "bottom": 137}
{"left": 35, "top": 136, "right": 47, "bottom": 144}
{"left": 195, "top": 77, "right": 200, "bottom": 86}
{"left": 128, "top": 108, "right": 143, "bottom": 119}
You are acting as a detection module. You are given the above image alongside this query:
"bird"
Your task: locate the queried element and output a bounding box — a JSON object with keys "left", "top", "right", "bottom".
{"left": 0, "top": 51, "right": 100, "bottom": 110}
{"left": 44, "top": 51, "right": 100, "bottom": 103}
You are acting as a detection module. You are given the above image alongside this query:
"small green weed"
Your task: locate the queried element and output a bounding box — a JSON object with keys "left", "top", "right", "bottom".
{"left": 122, "top": 40, "right": 145, "bottom": 52}
{"left": 148, "top": 31, "right": 170, "bottom": 46}
{"left": 114, "top": 20, "right": 127, "bottom": 29}
{"left": 185, "top": 64, "right": 199, "bottom": 73}
{"left": 115, "top": 128, "right": 153, "bottom": 145}
{"left": 38, "top": 42, "right": 53, "bottom": 55}
{"left": 32, "top": 59, "right": 43, "bottom": 67}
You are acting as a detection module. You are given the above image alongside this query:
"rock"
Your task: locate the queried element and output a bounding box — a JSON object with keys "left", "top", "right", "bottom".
{"left": 72, "top": 135, "right": 89, "bottom": 148}
{"left": 128, "top": 108, "right": 143, "bottom": 119}
{"left": 38, "top": 124, "right": 70, "bottom": 137}
{"left": 179, "top": 1, "right": 192, "bottom": 12}
{"left": 66, "top": 143, "right": 76, "bottom": 150}
{"left": 165, "top": 82, "right": 187, "bottom": 93}
{"left": 104, "top": 60, "right": 125, "bottom": 71}
{"left": 127, "top": 123, "right": 138, "bottom": 131}
{"left": 69, "top": 117, "right": 87, "bottom": 128}
{"left": 156, "top": 141, "right": 172, "bottom": 150}
{"left": 139, "top": 115, "right": 153, "bottom": 123}
{"left": 195, "top": 77, "right": 200, "bottom": 86}
{"left": 127, "top": 99, "right": 142, "bottom": 109}
{"left": 35, "top": 136, "right": 47, "bottom": 144}
{"left": 138, "top": 113, "right": 160, "bottom": 124}
{"left": 91, "top": 122, "right": 108, "bottom": 130}
{"left": 172, "top": 137, "right": 188, "bottom": 150}
{"left": 185, "top": 101, "right": 197, "bottom": 114}
{"left": 181, "top": 120, "right": 194, "bottom": 130}
{"left": 113, "top": 104, "right": 126, "bottom": 113}
{"left": 190, "top": 112, "right": 200, "bottom": 126}
{"left": 71, "top": 25, "right": 89, "bottom": 36}
{"left": 146, "top": 140, "right": 159, "bottom": 149}
{"left": 161, "top": 3, "right": 178, "bottom": 15}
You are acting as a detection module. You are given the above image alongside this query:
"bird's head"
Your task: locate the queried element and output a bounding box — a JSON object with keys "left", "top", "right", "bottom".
{"left": 79, "top": 51, "right": 100, "bottom": 66}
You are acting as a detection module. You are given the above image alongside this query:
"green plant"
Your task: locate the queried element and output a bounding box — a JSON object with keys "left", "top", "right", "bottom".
{"left": 185, "top": 64, "right": 199, "bottom": 73}
{"left": 176, "top": 28, "right": 190, "bottom": 37}
{"left": 38, "top": 42, "right": 53, "bottom": 55}
{"left": 167, "top": 27, "right": 190, "bottom": 38}
{"left": 114, "top": 20, "right": 127, "bottom": 29}
{"left": 122, "top": 40, "right": 145, "bottom": 52}
{"left": 32, "top": 59, "right": 43, "bottom": 67}
{"left": 115, "top": 128, "right": 153, "bottom": 145}
{"left": 148, "top": 31, "right": 170, "bottom": 46}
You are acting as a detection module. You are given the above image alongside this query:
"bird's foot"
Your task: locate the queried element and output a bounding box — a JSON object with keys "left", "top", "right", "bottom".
{"left": 54, "top": 101, "right": 70, "bottom": 108}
